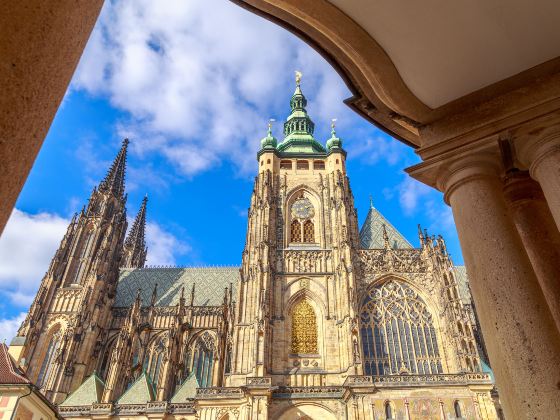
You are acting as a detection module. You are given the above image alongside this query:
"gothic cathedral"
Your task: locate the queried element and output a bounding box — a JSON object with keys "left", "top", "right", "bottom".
{"left": 8, "top": 79, "right": 501, "bottom": 419}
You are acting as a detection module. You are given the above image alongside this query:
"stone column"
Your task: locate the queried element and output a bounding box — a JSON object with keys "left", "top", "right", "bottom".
{"left": 516, "top": 135, "right": 560, "bottom": 230}
{"left": 503, "top": 171, "right": 560, "bottom": 331}
{"left": 439, "top": 156, "right": 560, "bottom": 419}
{"left": 0, "top": 1, "right": 104, "bottom": 233}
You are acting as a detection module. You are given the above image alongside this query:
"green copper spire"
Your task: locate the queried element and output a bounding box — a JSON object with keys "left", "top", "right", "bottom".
{"left": 326, "top": 118, "right": 343, "bottom": 150}
{"left": 276, "top": 71, "right": 326, "bottom": 154}
{"left": 260, "top": 119, "right": 278, "bottom": 149}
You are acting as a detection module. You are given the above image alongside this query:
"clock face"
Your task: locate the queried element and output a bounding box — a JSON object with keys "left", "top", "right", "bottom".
{"left": 292, "top": 197, "right": 315, "bottom": 219}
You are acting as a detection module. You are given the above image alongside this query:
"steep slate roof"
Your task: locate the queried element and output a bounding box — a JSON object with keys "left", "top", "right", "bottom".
{"left": 360, "top": 205, "right": 412, "bottom": 249}
{"left": 0, "top": 343, "right": 29, "bottom": 384}
{"left": 170, "top": 372, "right": 199, "bottom": 403}
{"left": 115, "top": 267, "right": 240, "bottom": 307}
{"left": 117, "top": 372, "right": 154, "bottom": 404}
{"left": 60, "top": 373, "right": 105, "bottom": 406}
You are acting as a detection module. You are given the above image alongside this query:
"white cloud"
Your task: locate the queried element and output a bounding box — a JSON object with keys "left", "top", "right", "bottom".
{"left": 0, "top": 313, "right": 26, "bottom": 343}
{"left": 145, "top": 222, "right": 190, "bottom": 266}
{"left": 0, "top": 208, "right": 190, "bottom": 311}
{"left": 348, "top": 135, "right": 410, "bottom": 166}
{"left": 0, "top": 209, "right": 69, "bottom": 308}
{"left": 397, "top": 177, "right": 433, "bottom": 215}
{"left": 72, "top": 0, "right": 354, "bottom": 179}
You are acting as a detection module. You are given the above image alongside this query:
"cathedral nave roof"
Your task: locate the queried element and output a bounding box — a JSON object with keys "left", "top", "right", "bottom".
{"left": 114, "top": 267, "right": 240, "bottom": 307}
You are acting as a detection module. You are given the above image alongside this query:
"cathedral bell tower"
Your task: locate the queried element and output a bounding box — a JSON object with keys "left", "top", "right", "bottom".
{"left": 228, "top": 74, "right": 362, "bottom": 388}
{"left": 14, "top": 139, "right": 133, "bottom": 403}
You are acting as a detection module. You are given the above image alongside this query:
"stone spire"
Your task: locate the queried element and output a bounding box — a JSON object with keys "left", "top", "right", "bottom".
{"left": 99, "top": 138, "right": 128, "bottom": 199}
{"left": 122, "top": 195, "right": 148, "bottom": 268}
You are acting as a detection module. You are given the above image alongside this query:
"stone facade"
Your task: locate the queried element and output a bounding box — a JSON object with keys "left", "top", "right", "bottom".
{"left": 9, "top": 81, "right": 501, "bottom": 419}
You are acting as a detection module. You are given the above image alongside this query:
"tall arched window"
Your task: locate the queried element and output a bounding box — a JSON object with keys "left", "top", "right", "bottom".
{"left": 454, "top": 400, "right": 463, "bottom": 418}
{"left": 360, "top": 280, "right": 443, "bottom": 375}
{"left": 192, "top": 332, "right": 215, "bottom": 387}
{"left": 290, "top": 220, "right": 302, "bottom": 242}
{"left": 385, "top": 401, "right": 394, "bottom": 419}
{"left": 37, "top": 330, "right": 62, "bottom": 388}
{"left": 303, "top": 220, "right": 314, "bottom": 243}
{"left": 147, "top": 339, "right": 165, "bottom": 389}
{"left": 291, "top": 300, "right": 318, "bottom": 354}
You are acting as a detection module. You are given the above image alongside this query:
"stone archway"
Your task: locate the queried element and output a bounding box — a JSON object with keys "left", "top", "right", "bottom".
{"left": 277, "top": 404, "right": 338, "bottom": 420}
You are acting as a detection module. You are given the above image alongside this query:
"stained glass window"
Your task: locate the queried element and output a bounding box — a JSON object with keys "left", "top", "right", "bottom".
{"left": 37, "top": 331, "right": 61, "bottom": 389}
{"left": 291, "top": 300, "right": 318, "bottom": 354}
{"left": 360, "top": 280, "right": 443, "bottom": 375}
{"left": 303, "top": 220, "right": 314, "bottom": 243}
{"left": 192, "top": 332, "right": 215, "bottom": 387}
{"left": 291, "top": 220, "right": 301, "bottom": 242}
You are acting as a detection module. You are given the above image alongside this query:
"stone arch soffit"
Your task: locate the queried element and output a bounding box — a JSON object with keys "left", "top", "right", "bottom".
{"left": 231, "top": 0, "right": 430, "bottom": 142}
{"left": 286, "top": 276, "right": 327, "bottom": 297}
{"left": 360, "top": 273, "right": 440, "bottom": 320}
{"left": 276, "top": 402, "right": 338, "bottom": 420}
{"left": 285, "top": 289, "right": 326, "bottom": 317}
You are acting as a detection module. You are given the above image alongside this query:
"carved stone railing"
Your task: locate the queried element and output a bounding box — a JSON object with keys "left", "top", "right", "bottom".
{"left": 58, "top": 406, "right": 92, "bottom": 416}
{"left": 196, "top": 387, "right": 245, "bottom": 399}
{"left": 59, "top": 402, "right": 182, "bottom": 417}
{"left": 273, "top": 386, "right": 344, "bottom": 399}
{"left": 168, "top": 402, "right": 196, "bottom": 414}
{"left": 358, "top": 249, "right": 427, "bottom": 274}
{"left": 277, "top": 249, "right": 332, "bottom": 273}
{"left": 90, "top": 403, "right": 112, "bottom": 414}
{"left": 246, "top": 376, "right": 272, "bottom": 386}
{"left": 191, "top": 306, "right": 224, "bottom": 317}
{"left": 344, "top": 373, "right": 492, "bottom": 387}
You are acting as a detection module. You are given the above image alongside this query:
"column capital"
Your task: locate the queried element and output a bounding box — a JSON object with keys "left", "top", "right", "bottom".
{"left": 503, "top": 171, "right": 545, "bottom": 206}
{"left": 514, "top": 123, "right": 560, "bottom": 176}
{"left": 437, "top": 153, "right": 502, "bottom": 205}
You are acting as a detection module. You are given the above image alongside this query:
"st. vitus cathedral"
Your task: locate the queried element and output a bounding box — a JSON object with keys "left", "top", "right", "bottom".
{"left": 9, "top": 79, "right": 501, "bottom": 419}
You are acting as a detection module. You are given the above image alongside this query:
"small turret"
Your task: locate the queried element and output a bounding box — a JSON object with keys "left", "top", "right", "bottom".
{"left": 326, "top": 119, "right": 343, "bottom": 151}
{"left": 260, "top": 119, "right": 278, "bottom": 150}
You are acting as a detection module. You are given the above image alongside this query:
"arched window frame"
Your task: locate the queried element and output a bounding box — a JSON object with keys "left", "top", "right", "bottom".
{"left": 190, "top": 332, "right": 215, "bottom": 388}
{"left": 290, "top": 299, "right": 319, "bottom": 354}
{"left": 36, "top": 328, "right": 62, "bottom": 389}
{"left": 286, "top": 189, "right": 321, "bottom": 247}
{"left": 454, "top": 400, "right": 463, "bottom": 418}
{"left": 303, "top": 220, "right": 314, "bottom": 243}
{"left": 360, "top": 279, "right": 444, "bottom": 376}
{"left": 384, "top": 401, "right": 395, "bottom": 419}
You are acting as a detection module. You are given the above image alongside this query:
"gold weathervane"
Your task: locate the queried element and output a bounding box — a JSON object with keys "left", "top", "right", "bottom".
{"left": 268, "top": 118, "right": 276, "bottom": 130}
{"left": 295, "top": 70, "right": 302, "bottom": 86}
{"left": 331, "top": 118, "right": 337, "bottom": 130}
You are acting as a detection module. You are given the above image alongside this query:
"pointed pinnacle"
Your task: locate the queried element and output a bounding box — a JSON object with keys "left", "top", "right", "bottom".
{"left": 125, "top": 195, "right": 147, "bottom": 250}
{"left": 99, "top": 138, "right": 128, "bottom": 199}
{"left": 382, "top": 224, "right": 391, "bottom": 249}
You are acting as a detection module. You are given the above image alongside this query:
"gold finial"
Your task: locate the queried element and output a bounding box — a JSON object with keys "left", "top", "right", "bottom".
{"left": 331, "top": 118, "right": 337, "bottom": 130}
{"left": 268, "top": 118, "right": 276, "bottom": 130}
{"left": 267, "top": 118, "right": 276, "bottom": 136}
{"left": 295, "top": 70, "right": 302, "bottom": 86}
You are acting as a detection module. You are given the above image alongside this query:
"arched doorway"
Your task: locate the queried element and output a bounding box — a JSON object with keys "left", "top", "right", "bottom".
{"left": 277, "top": 404, "right": 338, "bottom": 420}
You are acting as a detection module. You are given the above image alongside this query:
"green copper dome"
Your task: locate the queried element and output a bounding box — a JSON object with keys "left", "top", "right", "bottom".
{"left": 260, "top": 124, "right": 278, "bottom": 149}
{"left": 326, "top": 124, "right": 343, "bottom": 150}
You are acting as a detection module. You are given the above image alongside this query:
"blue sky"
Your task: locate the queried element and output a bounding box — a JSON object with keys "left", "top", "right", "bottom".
{"left": 0, "top": 0, "right": 461, "bottom": 341}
